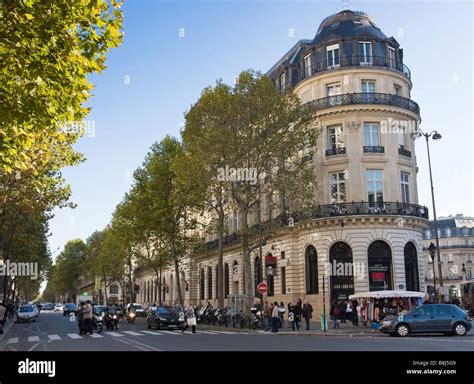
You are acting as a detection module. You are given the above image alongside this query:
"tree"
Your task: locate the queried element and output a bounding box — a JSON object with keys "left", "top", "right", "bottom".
{"left": 185, "top": 71, "right": 318, "bottom": 316}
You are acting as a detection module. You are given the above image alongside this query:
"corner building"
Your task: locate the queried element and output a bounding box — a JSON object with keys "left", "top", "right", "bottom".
{"left": 136, "top": 10, "right": 429, "bottom": 315}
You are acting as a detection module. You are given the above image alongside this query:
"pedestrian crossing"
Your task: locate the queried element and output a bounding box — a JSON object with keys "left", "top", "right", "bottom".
{"left": 3, "top": 329, "right": 249, "bottom": 344}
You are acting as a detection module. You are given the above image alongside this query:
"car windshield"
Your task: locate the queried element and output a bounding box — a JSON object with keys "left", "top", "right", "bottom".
{"left": 131, "top": 305, "right": 142, "bottom": 310}
{"left": 19, "top": 306, "right": 34, "bottom": 312}
{"left": 65, "top": 304, "right": 76, "bottom": 310}
{"left": 157, "top": 307, "right": 177, "bottom": 316}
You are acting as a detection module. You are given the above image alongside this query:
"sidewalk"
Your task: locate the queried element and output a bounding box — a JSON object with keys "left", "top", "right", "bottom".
{"left": 0, "top": 317, "right": 15, "bottom": 343}
{"left": 198, "top": 320, "right": 383, "bottom": 337}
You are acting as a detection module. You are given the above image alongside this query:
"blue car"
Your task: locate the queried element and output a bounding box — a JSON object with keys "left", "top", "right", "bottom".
{"left": 380, "top": 304, "right": 472, "bottom": 337}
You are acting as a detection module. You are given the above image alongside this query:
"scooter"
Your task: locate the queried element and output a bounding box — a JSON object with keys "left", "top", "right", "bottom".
{"left": 92, "top": 313, "right": 103, "bottom": 333}
{"left": 127, "top": 310, "right": 136, "bottom": 324}
{"left": 104, "top": 312, "right": 119, "bottom": 330}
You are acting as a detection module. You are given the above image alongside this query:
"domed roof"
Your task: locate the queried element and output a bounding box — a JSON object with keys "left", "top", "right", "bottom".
{"left": 312, "top": 10, "right": 387, "bottom": 45}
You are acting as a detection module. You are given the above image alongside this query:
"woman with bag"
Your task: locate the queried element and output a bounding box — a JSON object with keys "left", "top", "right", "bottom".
{"left": 181, "top": 303, "right": 197, "bottom": 334}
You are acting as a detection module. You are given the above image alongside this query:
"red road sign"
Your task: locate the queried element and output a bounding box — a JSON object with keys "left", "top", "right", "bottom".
{"left": 257, "top": 282, "right": 268, "bottom": 295}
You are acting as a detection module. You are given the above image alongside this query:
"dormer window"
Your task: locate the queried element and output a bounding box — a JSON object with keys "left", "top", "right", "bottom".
{"left": 280, "top": 72, "right": 286, "bottom": 91}
{"left": 388, "top": 46, "right": 396, "bottom": 68}
{"left": 358, "top": 41, "right": 372, "bottom": 64}
{"left": 326, "top": 44, "right": 340, "bottom": 68}
{"left": 303, "top": 54, "right": 312, "bottom": 78}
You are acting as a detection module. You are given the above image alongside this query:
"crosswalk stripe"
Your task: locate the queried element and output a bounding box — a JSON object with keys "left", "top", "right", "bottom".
{"left": 67, "top": 333, "right": 82, "bottom": 339}
{"left": 196, "top": 330, "right": 219, "bottom": 334}
{"left": 48, "top": 334, "right": 61, "bottom": 341}
{"left": 7, "top": 337, "right": 18, "bottom": 344}
{"left": 106, "top": 332, "right": 124, "bottom": 337}
{"left": 89, "top": 333, "right": 104, "bottom": 338}
{"left": 122, "top": 331, "right": 143, "bottom": 336}
{"left": 28, "top": 336, "right": 39, "bottom": 342}
{"left": 141, "top": 330, "right": 163, "bottom": 336}
{"left": 160, "top": 330, "right": 182, "bottom": 335}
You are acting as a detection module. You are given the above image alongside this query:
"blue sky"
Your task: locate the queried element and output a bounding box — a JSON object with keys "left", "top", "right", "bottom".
{"left": 48, "top": 0, "right": 473, "bottom": 259}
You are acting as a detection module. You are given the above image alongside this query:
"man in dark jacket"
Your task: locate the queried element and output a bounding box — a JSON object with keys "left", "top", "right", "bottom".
{"left": 302, "top": 300, "right": 313, "bottom": 330}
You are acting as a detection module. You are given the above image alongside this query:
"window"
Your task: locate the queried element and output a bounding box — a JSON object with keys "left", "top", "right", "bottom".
{"left": 281, "top": 267, "right": 286, "bottom": 294}
{"left": 303, "top": 53, "right": 312, "bottom": 78}
{"left": 361, "top": 80, "right": 375, "bottom": 93}
{"left": 467, "top": 267, "right": 472, "bottom": 279}
{"left": 329, "top": 172, "right": 347, "bottom": 204}
{"left": 398, "top": 131, "right": 405, "bottom": 147}
{"left": 232, "top": 210, "right": 239, "bottom": 232}
{"left": 280, "top": 72, "right": 286, "bottom": 91}
{"left": 358, "top": 42, "right": 372, "bottom": 64}
{"left": 233, "top": 261, "right": 239, "bottom": 274}
{"left": 424, "top": 229, "right": 431, "bottom": 239}
{"left": 109, "top": 285, "right": 118, "bottom": 294}
{"left": 200, "top": 269, "right": 205, "bottom": 300}
{"left": 224, "top": 263, "right": 229, "bottom": 298}
{"left": 367, "top": 170, "right": 383, "bottom": 205}
{"left": 364, "top": 123, "right": 380, "bottom": 146}
{"left": 394, "top": 84, "right": 402, "bottom": 95}
{"left": 400, "top": 172, "right": 410, "bottom": 203}
{"left": 446, "top": 227, "right": 451, "bottom": 237}
{"left": 404, "top": 242, "right": 419, "bottom": 291}
{"left": 327, "top": 125, "right": 344, "bottom": 150}
{"left": 388, "top": 47, "right": 396, "bottom": 68}
{"left": 207, "top": 266, "right": 213, "bottom": 299}
{"left": 326, "top": 44, "right": 340, "bottom": 68}
{"left": 305, "top": 245, "right": 319, "bottom": 294}
{"left": 448, "top": 253, "right": 453, "bottom": 263}
{"left": 326, "top": 83, "right": 341, "bottom": 96}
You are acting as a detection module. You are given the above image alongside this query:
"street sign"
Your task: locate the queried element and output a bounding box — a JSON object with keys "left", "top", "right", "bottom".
{"left": 257, "top": 282, "right": 268, "bottom": 295}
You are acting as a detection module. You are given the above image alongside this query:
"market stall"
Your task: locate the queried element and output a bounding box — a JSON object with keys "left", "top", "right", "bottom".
{"left": 348, "top": 290, "right": 426, "bottom": 325}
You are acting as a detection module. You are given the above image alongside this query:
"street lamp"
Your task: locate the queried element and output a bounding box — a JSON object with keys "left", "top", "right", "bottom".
{"left": 418, "top": 128, "right": 443, "bottom": 301}
{"left": 428, "top": 242, "right": 437, "bottom": 302}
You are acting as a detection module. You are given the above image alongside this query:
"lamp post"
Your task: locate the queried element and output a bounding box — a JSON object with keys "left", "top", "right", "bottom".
{"left": 418, "top": 129, "right": 443, "bottom": 301}
{"left": 428, "top": 242, "right": 437, "bottom": 302}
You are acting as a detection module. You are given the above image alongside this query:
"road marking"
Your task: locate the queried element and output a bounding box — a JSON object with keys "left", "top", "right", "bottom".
{"left": 122, "top": 331, "right": 143, "bottom": 336}
{"left": 141, "top": 330, "right": 163, "bottom": 336}
{"left": 196, "top": 330, "right": 219, "bottom": 334}
{"left": 28, "top": 336, "right": 40, "bottom": 342}
{"left": 114, "top": 337, "right": 150, "bottom": 351}
{"left": 89, "top": 333, "right": 104, "bottom": 338}
{"left": 67, "top": 333, "right": 82, "bottom": 339}
{"left": 160, "top": 330, "right": 182, "bottom": 335}
{"left": 48, "top": 334, "right": 61, "bottom": 341}
{"left": 28, "top": 342, "right": 40, "bottom": 351}
{"left": 7, "top": 337, "right": 18, "bottom": 344}
{"left": 106, "top": 332, "right": 124, "bottom": 337}
{"left": 120, "top": 336, "right": 163, "bottom": 351}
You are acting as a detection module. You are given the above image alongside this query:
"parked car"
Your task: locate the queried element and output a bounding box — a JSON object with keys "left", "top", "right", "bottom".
{"left": 63, "top": 303, "right": 77, "bottom": 316}
{"left": 42, "top": 303, "right": 55, "bottom": 311}
{"left": 54, "top": 304, "right": 64, "bottom": 313}
{"left": 380, "top": 304, "right": 472, "bottom": 337}
{"left": 146, "top": 306, "right": 183, "bottom": 330}
{"left": 16, "top": 305, "right": 37, "bottom": 323}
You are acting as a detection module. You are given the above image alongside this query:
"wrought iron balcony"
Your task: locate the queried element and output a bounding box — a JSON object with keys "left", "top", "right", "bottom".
{"left": 299, "top": 55, "right": 411, "bottom": 82}
{"left": 398, "top": 146, "right": 412, "bottom": 157}
{"left": 325, "top": 147, "right": 346, "bottom": 157}
{"left": 307, "top": 92, "right": 420, "bottom": 116}
{"left": 363, "top": 145, "right": 385, "bottom": 154}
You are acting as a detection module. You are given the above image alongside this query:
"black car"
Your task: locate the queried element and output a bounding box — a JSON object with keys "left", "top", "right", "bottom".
{"left": 380, "top": 304, "right": 472, "bottom": 337}
{"left": 146, "top": 306, "right": 183, "bottom": 330}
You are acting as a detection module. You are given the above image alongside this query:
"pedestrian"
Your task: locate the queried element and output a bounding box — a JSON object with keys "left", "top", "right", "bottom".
{"left": 292, "top": 301, "right": 301, "bottom": 330}
{"left": 351, "top": 299, "right": 359, "bottom": 326}
{"left": 271, "top": 302, "right": 279, "bottom": 333}
{"left": 302, "top": 300, "right": 313, "bottom": 330}
{"left": 0, "top": 301, "right": 7, "bottom": 334}
{"left": 83, "top": 300, "right": 93, "bottom": 335}
{"left": 77, "top": 302, "right": 85, "bottom": 335}
{"left": 182, "top": 303, "right": 196, "bottom": 334}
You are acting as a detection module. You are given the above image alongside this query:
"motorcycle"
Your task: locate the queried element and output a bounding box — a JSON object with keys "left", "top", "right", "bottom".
{"left": 126, "top": 310, "right": 136, "bottom": 324}
{"left": 104, "top": 312, "right": 119, "bottom": 330}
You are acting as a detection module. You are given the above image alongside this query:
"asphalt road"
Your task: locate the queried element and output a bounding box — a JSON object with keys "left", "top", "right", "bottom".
{"left": 1, "top": 310, "right": 473, "bottom": 351}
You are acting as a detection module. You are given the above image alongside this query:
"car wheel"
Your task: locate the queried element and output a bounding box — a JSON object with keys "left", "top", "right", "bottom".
{"left": 395, "top": 324, "right": 410, "bottom": 337}
{"left": 453, "top": 322, "right": 467, "bottom": 336}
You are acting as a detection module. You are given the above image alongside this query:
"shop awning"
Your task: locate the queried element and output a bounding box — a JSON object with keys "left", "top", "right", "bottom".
{"left": 348, "top": 290, "right": 426, "bottom": 300}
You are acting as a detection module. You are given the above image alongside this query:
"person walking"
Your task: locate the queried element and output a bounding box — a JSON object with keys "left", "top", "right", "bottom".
{"left": 302, "top": 300, "right": 313, "bottom": 330}
{"left": 83, "top": 300, "right": 93, "bottom": 335}
{"left": 182, "top": 303, "right": 196, "bottom": 334}
{"left": 271, "top": 302, "right": 279, "bottom": 333}
{"left": 77, "top": 302, "right": 85, "bottom": 335}
{"left": 0, "top": 301, "right": 7, "bottom": 334}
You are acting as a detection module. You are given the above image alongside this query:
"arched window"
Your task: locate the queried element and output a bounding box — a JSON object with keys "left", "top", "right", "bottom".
{"left": 404, "top": 242, "right": 419, "bottom": 291}
{"left": 368, "top": 240, "right": 393, "bottom": 291}
{"left": 224, "top": 263, "right": 230, "bottom": 298}
{"left": 200, "top": 269, "right": 205, "bottom": 300}
{"left": 254, "top": 256, "right": 262, "bottom": 297}
{"left": 215, "top": 265, "right": 219, "bottom": 299}
{"left": 305, "top": 245, "right": 318, "bottom": 294}
{"left": 207, "top": 266, "right": 213, "bottom": 299}
{"left": 329, "top": 242, "right": 354, "bottom": 301}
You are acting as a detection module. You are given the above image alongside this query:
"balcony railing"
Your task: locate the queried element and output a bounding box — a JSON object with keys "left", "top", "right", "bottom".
{"left": 398, "top": 146, "right": 412, "bottom": 157}
{"left": 325, "top": 147, "right": 346, "bottom": 156}
{"left": 363, "top": 145, "right": 385, "bottom": 154}
{"left": 307, "top": 93, "right": 420, "bottom": 116}
{"left": 204, "top": 201, "right": 428, "bottom": 250}
{"left": 299, "top": 55, "right": 411, "bottom": 82}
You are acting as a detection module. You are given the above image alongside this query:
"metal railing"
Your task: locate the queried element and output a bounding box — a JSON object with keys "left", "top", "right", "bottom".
{"left": 363, "top": 145, "right": 385, "bottom": 154}
{"left": 398, "top": 146, "right": 412, "bottom": 157}
{"left": 325, "top": 147, "right": 346, "bottom": 156}
{"left": 307, "top": 93, "right": 420, "bottom": 115}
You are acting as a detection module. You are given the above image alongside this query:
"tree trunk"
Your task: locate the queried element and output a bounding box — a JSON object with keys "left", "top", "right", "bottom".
{"left": 241, "top": 208, "right": 252, "bottom": 317}
{"left": 217, "top": 208, "right": 225, "bottom": 309}
{"left": 128, "top": 258, "right": 133, "bottom": 305}
{"left": 172, "top": 243, "right": 183, "bottom": 305}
